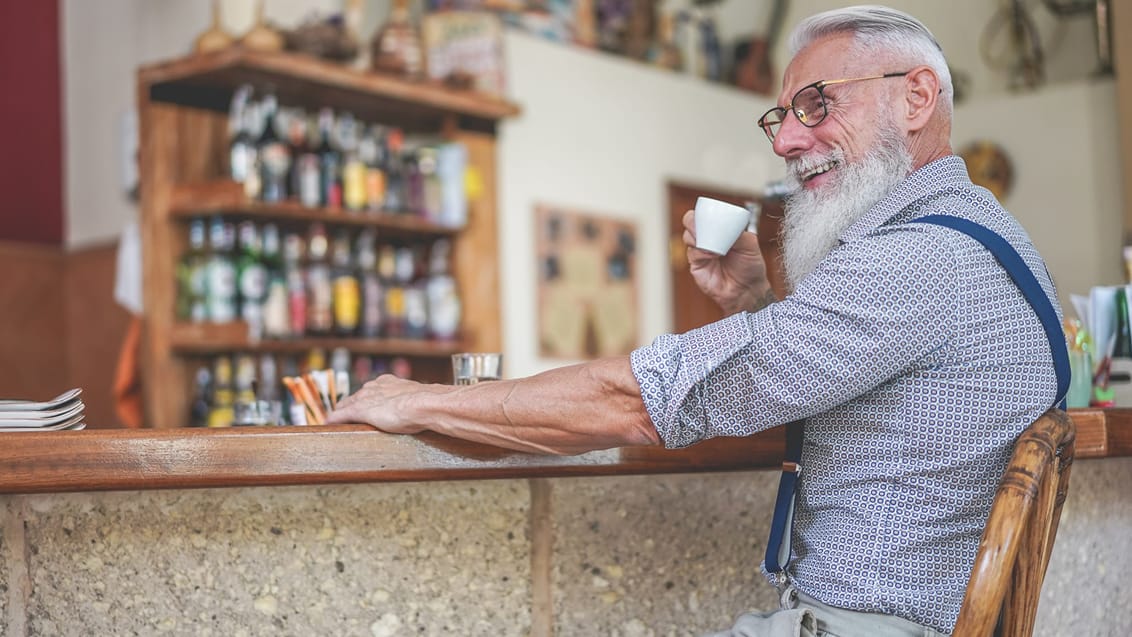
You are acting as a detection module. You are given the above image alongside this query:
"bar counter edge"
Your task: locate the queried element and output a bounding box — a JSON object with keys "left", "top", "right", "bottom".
{"left": 1, "top": 408, "right": 1126, "bottom": 495}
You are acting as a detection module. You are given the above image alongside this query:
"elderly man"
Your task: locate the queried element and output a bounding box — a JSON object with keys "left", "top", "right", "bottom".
{"left": 330, "top": 5, "right": 1065, "bottom": 636}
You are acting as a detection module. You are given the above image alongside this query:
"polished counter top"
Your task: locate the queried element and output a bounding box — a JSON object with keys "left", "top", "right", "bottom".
{"left": 0, "top": 409, "right": 1128, "bottom": 495}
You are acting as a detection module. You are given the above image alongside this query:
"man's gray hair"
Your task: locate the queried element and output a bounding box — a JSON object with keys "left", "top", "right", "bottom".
{"left": 788, "top": 5, "right": 953, "bottom": 115}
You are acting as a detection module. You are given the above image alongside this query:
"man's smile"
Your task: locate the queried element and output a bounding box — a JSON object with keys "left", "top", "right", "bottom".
{"left": 791, "top": 155, "right": 842, "bottom": 189}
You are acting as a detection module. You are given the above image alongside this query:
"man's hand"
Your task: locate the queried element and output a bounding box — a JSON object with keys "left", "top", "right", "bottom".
{"left": 327, "top": 374, "right": 438, "bottom": 433}
{"left": 682, "top": 209, "right": 776, "bottom": 314}
{"left": 324, "top": 358, "right": 658, "bottom": 455}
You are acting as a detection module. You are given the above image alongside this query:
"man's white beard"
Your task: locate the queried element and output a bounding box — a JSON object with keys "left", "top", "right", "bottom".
{"left": 780, "top": 125, "right": 913, "bottom": 292}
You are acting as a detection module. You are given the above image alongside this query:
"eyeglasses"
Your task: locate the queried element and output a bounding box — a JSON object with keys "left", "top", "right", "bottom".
{"left": 757, "top": 71, "right": 910, "bottom": 142}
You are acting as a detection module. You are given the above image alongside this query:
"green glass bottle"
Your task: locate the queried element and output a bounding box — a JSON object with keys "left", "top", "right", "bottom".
{"left": 1115, "top": 287, "right": 1132, "bottom": 358}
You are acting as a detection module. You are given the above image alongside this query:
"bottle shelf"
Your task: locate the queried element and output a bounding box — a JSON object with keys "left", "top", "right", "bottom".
{"left": 170, "top": 180, "right": 461, "bottom": 236}
{"left": 139, "top": 48, "right": 520, "bottom": 133}
{"left": 169, "top": 321, "right": 468, "bottom": 357}
{"left": 139, "top": 47, "right": 511, "bottom": 427}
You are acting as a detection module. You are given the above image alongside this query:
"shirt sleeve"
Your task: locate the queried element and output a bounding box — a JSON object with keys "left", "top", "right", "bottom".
{"left": 630, "top": 224, "right": 961, "bottom": 448}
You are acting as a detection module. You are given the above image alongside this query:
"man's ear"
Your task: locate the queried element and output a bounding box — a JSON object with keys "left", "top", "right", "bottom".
{"left": 904, "top": 66, "right": 940, "bottom": 132}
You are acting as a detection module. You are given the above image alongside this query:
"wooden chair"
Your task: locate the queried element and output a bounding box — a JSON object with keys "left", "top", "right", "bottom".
{"left": 952, "top": 408, "right": 1076, "bottom": 637}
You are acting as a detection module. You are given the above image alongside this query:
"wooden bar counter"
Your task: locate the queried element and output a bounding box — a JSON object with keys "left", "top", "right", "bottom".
{"left": 1, "top": 409, "right": 1127, "bottom": 495}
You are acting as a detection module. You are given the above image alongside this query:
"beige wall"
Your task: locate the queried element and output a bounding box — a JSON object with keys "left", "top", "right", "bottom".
{"left": 62, "top": 1, "right": 1121, "bottom": 375}
{"left": 497, "top": 30, "right": 1119, "bottom": 378}
{"left": 61, "top": 0, "right": 345, "bottom": 251}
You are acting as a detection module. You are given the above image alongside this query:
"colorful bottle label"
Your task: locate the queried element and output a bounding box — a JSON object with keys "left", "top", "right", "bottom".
{"left": 333, "top": 275, "right": 361, "bottom": 332}
{"left": 343, "top": 160, "right": 367, "bottom": 211}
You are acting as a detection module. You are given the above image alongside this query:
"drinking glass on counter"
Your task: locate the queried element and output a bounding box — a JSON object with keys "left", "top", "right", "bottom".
{"left": 452, "top": 353, "right": 503, "bottom": 385}
{"left": 232, "top": 399, "right": 274, "bottom": 426}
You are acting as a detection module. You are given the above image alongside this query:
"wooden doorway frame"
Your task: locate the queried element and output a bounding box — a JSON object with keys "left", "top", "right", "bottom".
{"left": 666, "top": 181, "right": 759, "bottom": 334}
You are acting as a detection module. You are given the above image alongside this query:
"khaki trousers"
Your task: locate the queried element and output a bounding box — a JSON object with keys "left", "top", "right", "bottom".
{"left": 703, "top": 590, "right": 948, "bottom": 637}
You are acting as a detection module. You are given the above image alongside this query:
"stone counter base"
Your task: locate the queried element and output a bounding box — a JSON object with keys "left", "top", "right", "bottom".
{"left": 1, "top": 463, "right": 1129, "bottom": 636}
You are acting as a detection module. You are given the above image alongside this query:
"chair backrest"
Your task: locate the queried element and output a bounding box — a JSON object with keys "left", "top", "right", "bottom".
{"left": 953, "top": 408, "right": 1076, "bottom": 637}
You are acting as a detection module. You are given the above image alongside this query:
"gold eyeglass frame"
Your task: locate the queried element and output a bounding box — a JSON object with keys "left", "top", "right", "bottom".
{"left": 757, "top": 71, "right": 910, "bottom": 142}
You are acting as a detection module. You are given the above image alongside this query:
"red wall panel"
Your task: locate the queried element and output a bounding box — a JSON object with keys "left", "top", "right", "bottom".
{"left": 0, "top": 0, "right": 64, "bottom": 245}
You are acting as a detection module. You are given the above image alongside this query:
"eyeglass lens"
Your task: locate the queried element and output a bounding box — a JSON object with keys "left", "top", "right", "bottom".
{"left": 761, "top": 85, "right": 828, "bottom": 141}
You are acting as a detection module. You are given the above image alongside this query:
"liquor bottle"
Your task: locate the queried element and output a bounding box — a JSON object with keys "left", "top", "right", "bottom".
{"left": 359, "top": 125, "right": 386, "bottom": 214}
{"left": 234, "top": 353, "right": 257, "bottom": 404}
{"left": 1115, "top": 287, "right": 1132, "bottom": 358}
{"left": 258, "top": 352, "right": 282, "bottom": 426}
{"left": 208, "top": 355, "right": 235, "bottom": 427}
{"left": 403, "top": 149, "right": 423, "bottom": 215}
{"left": 228, "top": 85, "right": 257, "bottom": 189}
{"left": 285, "top": 108, "right": 309, "bottom": 201}
{"left": 394, "top": 246, "right": 416, "bottom": 286}
{"left": 435, "top": 143, "right": 468, "bottom": 228}
{"left": 383, "top": 128, "right": 405, "bottom": 213}
{"left": 426, "top": 239, "right": 461, "bottom": 341}
{"left": 176, "top": 218, "right": 209, "bottom": 322}
{"left": 205, "top": 217, "right": 238, "bottom": 323}
{"left": 416, "top": 146, "right": 442, "bottom": 220}
{"left": 280, "top": 355, "right": 302, "bottom": 425}
{"left": 256, "top": 92, "right": 291, "bottom": 203}
{"left": 402, "top": 245, "right": 429, "bottom": 340}
{"left": 378, "top": 243, "right": 403, "bottom": 337}
{"left": 356, "top": 229, "right": 383, "bottom": 338}
{"left": 305, "top": 348, "right": 328, "bottom": 375}
{"left": 390, "top": 356, "right": 412, "bottom": 379}
{"left": 188, "top": 364, "right": 212, "bottom": 428}
{"left": 331, "top": 229, "right": 361, "bottom": 335}
{"left": 353, "top": 355, "right": 374, "bottom": 387}
{"left": 296, "top": 111, "right": 321, "bottom": 208}
{"left": 236, "top": 221, "right": 268, "bottom": 339}
{"left": 306, "top": 222, "right": 334, "bottom": 335}
{"left": 317, "top": 108, "right": 342, "bottom": 209}
{"left": 369, "top": 0, "right": 425, "bottom": 80}
{"left": 330, "top": 346, "right": 350, "bottom": 382}
{"left": 261, "top": 223, "right": 290, "bottom": 339}
{"left": 283, "top": 231, "right": 308, "bottom": 337}
{"left": 339, "top": 113, "right": 367, "bottom": 213}
{"left": 258, "top": 353, "right": 279, "bottom": 402}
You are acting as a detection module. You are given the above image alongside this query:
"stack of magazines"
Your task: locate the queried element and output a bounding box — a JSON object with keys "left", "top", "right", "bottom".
{"left": 0, "top": 388, "right": 87, "bottom": 432}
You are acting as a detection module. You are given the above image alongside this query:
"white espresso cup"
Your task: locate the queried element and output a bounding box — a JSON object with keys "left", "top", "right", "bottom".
{"left": 694, "top": 197, "right": 751, "bottom": 255}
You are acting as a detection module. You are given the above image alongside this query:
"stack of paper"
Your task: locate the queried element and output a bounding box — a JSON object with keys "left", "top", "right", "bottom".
{"left": 0, "top": 388, "right": 87, "bottom": 432}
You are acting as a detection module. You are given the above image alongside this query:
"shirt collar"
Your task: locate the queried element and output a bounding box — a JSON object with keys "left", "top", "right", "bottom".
{"left": 838, "top": 155, "right": 972, "bottom": 243}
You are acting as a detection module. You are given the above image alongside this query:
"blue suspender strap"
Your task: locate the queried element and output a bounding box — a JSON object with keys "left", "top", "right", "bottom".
{"left": 912, "top": 215, "right": 1069, "bottom": 409}
{"left": 764, "top": 420, "right": 803, "bottom": 577}
{"left": 763, "top": 214, "right": 1069, "bottom": 584}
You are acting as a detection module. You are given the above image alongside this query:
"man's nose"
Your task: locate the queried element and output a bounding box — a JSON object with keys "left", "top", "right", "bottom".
{"left": 772, "top": 111, "right": 813, "bottom": 158}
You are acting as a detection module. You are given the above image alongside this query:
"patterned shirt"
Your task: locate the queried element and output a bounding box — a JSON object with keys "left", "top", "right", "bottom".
{"left": 630, "top": 156, "right": 1059, "bottom": 634}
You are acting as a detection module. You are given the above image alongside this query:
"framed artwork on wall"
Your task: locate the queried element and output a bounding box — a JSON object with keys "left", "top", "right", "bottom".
{"left": 535, "top": 204, "right": 639, "bottom": 359}
{"left": 421, "top": 10, "right": 507, "bottom": 95}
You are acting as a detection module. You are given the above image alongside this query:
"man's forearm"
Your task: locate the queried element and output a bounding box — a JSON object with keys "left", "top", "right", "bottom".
{"left": 411, "top": 356, "right": 661, "bottom": 455}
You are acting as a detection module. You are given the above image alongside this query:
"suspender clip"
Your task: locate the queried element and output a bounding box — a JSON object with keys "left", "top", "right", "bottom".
{"left": 772, "top": 572, "right": 798, "bottom": 609}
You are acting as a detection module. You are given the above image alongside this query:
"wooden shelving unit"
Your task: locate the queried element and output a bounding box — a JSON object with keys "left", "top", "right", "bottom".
{"left": 169, "top": 180, "right": 462, "bottom": 237}
{"left": 167, "top": 321, "right": 469, "bottom": 357}
{"left": 137, "top": 49, "right": 520, "bottom": 428}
